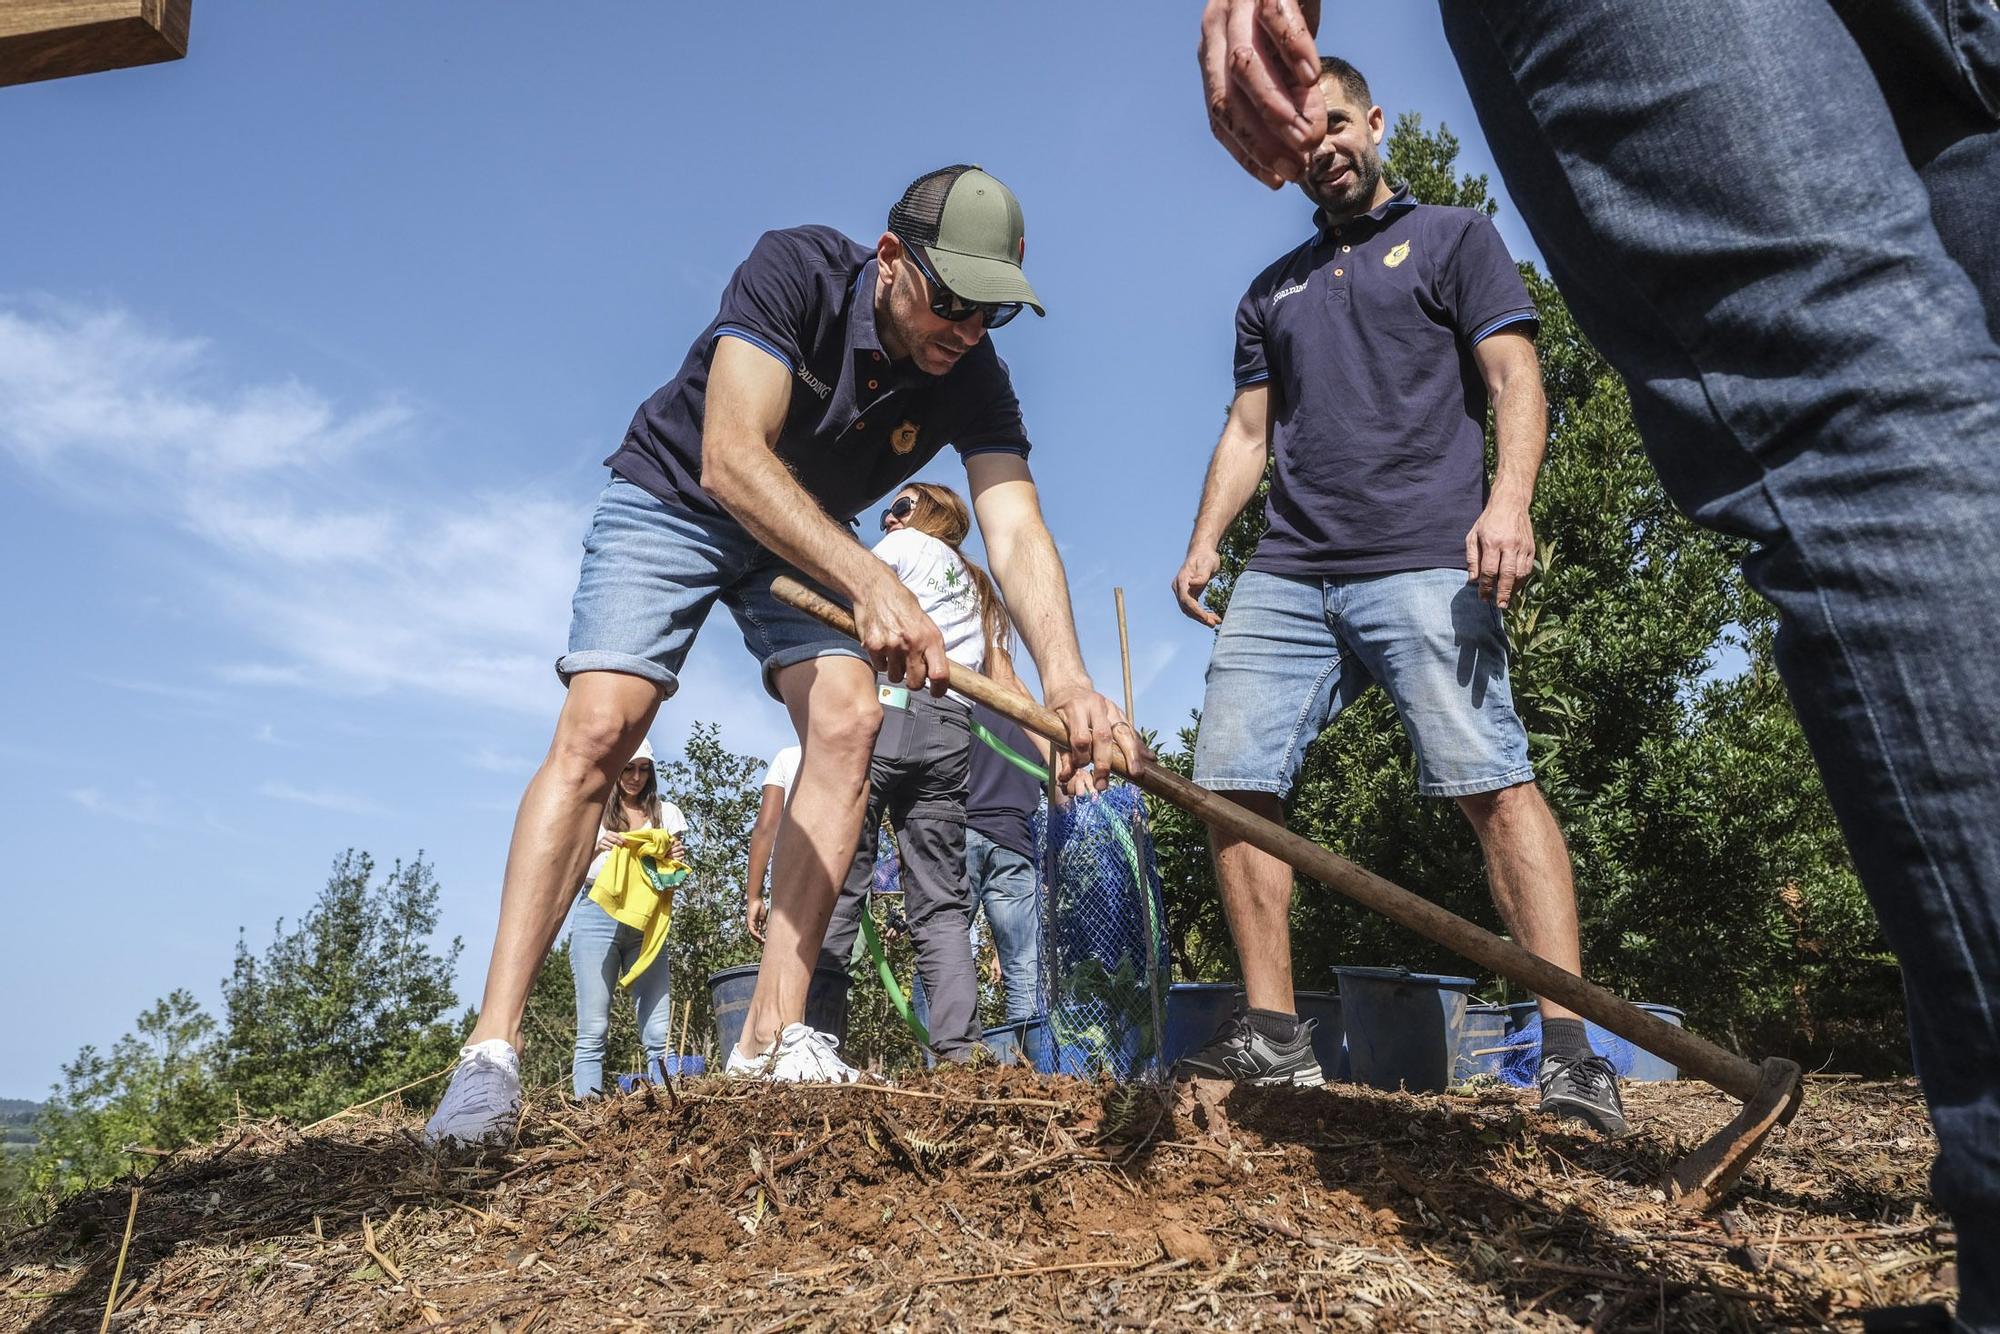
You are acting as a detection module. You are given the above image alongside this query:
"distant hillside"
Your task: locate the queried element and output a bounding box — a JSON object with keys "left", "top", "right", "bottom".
{"left": 1, "top": 1098, "right": 43, "bottom": 1153}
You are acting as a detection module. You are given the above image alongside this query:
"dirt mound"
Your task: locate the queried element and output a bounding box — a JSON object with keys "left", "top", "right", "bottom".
{"left": 0, "top": 1070, "right": 1956, "bottom": 1330}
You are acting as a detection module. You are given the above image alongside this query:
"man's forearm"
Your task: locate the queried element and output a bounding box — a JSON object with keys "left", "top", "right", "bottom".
{"left": 1488, "top": 376, "right": 1549, "bottom": 508}
{"left": 988, "top": 523, "right": 1092, "bottom": 694}
{"left": 1188, "top": 424, "right": 1268, "bottom": 552}
{"left": 703, "top": 431, "right": 890, "bottom": 599}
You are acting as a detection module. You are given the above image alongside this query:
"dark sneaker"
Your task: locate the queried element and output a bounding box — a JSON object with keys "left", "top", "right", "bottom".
{"left": 1175, "top": 1013, "right": 1324, "bottom": 1086}
{"left": 1538, "top": 1053, "right": 1628, "bottom": 1135}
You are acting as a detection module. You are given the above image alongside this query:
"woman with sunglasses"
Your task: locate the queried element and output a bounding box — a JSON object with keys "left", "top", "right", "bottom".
{"left": 570, "top": 738, "right": 687, "bottom": 1097}
{"left": 814, "top": 482, "right": 1011, "bottom": 1064}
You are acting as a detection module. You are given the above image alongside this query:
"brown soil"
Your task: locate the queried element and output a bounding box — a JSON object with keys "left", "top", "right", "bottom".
{"left": 0, "top": 1071, "right": 1957, "bottom": 1331}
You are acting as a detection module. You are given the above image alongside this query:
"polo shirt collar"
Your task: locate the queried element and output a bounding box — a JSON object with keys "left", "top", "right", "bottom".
{"left": 1314, "top": 182, "right": 1418, "bottom": 243}
{"left": 845, "top": 258, "right": 926, "bottom": 384}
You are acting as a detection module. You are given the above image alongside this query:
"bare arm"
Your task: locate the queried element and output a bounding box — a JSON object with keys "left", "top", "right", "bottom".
{"left": 964, "top": 452, "right": 1139, "bottom": 789}
{"left": 700, "top": 337, "right": 948, "bottom": 689}
{"left": 741, "top": 782, "right": 786, "bottom": 942}
{"left": 1173, "top": 385, "right": 1271, "bottom": 627}
{"left": 1465, "top": 331, "right": 1548, "bottom": 609}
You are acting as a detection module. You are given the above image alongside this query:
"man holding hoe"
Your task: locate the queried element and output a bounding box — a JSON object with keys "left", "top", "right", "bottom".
{"left": 427, "top": 165, "right": 1133, "bottom": 1144}
{"left": 1170, "top": 58, "right": 1626, "bottom": 1134}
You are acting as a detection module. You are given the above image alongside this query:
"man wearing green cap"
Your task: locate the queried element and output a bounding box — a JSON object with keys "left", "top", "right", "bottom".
{"left": 426, "top": 165, "right": 1135, "bottom": 1142}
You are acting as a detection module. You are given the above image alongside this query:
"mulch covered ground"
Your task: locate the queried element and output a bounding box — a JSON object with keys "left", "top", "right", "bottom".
{"left": 0, "top": 1070, "right": 1957, "bottom": 1331}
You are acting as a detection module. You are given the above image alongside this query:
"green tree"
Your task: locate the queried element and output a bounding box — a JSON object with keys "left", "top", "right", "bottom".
{"left": 218, "top": 851, "right": 466, "bottom": 1122}
{"left": 1149, "top": 115, "right": 1901, "bottom": 1067}
{"left": 20, "top": 990, "right": 223, "bottom": 1208}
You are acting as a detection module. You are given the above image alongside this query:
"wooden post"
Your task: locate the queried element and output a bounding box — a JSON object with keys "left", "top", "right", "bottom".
{"left": 1113, "top": 587, "right": 1135, "bottom": 723}
{"left": 1, "top": 0, "right": 191, "bottom": 88}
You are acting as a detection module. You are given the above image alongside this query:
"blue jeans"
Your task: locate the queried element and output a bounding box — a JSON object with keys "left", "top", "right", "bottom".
{"left": 569, "top": 897, "right": 674, "bottom": 1099}
{"left": 558, "top": 477, "right": 866, "bottom": 700}
{"left": 968, "top": 828, "right": 1042, "bottom": 1023}
{"left": 1193, "top": 568, "right": 1532, "bottom": 799}
{"left": 1439, "top": 2, "right": 2000, "bottom": 1320}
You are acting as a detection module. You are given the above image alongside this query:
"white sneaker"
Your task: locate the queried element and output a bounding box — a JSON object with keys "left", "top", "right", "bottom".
{"left": 423, "top": 1039, "right": 522, "bottom": 1148}
{"left": 726, "top": 1023, "right": 861, "bottom": 1083}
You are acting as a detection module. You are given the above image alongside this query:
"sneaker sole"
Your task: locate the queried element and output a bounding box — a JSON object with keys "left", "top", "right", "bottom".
{"left": 1541, "top": 1095, "right": 1629, "bottom": 1136}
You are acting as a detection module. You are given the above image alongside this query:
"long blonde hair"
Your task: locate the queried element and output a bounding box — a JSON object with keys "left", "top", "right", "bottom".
{"left": 897, "top": 482, "right": 1012, "bottom": 666}
{"left": 602, "top": 759, "right": 664, "bottom": 833}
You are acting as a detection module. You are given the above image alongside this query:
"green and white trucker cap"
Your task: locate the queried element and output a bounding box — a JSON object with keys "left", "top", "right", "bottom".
{"left": 888, "top": 164, "right": 1045, "bottom": 316}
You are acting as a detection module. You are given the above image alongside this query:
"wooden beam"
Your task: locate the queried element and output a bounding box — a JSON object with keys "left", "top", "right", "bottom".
{"left": 0, "top": 0, "right": 191, "bottom": 89}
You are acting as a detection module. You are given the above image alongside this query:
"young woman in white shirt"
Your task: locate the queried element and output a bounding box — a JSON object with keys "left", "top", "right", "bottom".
{"left": 804, "top": 483, "right": 1011, "bottom": 1067}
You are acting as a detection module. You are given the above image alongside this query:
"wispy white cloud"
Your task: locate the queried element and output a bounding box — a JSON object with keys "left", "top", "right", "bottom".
{"left": 257, "top": 781, "right": 384, "bottom": 816}
{"left": 1, "top": 300, "right": 581, "bottom": 716}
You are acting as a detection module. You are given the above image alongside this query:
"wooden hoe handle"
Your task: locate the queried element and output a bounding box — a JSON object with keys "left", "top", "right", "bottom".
{"left": 771, "top": 575, "right": 1785, "bottom": 1109}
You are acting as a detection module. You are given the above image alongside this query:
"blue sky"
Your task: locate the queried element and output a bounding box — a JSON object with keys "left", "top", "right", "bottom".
{"left": 0, "top": 2, "right": 1537, "bottom": 1097}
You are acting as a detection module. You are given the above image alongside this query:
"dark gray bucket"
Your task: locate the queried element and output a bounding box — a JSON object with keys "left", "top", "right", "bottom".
{"left": 708, "top": 963, "right": 852, "bottom": 1059}
{"left": 1334, "top": 966, "right": 1474, "bottom": 1093}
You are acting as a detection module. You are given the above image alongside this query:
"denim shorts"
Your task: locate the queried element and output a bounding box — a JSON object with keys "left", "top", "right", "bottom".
{"left": 555, "top": 476, "right": 866, "bottom": 700}
{"left": 1192, "top": 568, "right": 1533, "bottom": 799}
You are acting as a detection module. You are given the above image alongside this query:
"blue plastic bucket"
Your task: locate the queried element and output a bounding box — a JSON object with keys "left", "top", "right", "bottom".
{"left": 1295, "top": 990, "right": 1349, "bottom": 1082}
{"left": 708, "top": 963, "right": 852, "bottom": 1059}
{"left": 1334, "top": 966, "right": 1475, "bottom": 1093}
{"left": 616, "top": 1055, "right": 705, "bottom": 1092}
{"left": 1502, "top": 1000, "right": 1686, "bottom": 1081}
{"left": 1454, "top": 1004, "right": 1517, "bottom": 1082}
{"left": 1163, "top": 982, "right": 1241, "bottom": 1066}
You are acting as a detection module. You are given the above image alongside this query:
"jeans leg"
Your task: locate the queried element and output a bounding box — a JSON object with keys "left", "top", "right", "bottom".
{"left": 627, "top": 938, "right": 673, "bottom": 1078}
{"left": 1440, "top": 2, "right": 2000, "bottom": 1316}
{"left": 568, "top": 902, "right": 622, "bottom": 1099}
{"left": 971, "top": 829, "right": 1043, "bottom": 1023}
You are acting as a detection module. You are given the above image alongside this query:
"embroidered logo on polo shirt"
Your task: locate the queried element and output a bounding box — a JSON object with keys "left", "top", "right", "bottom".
{"left": 890, "top": 421, "right": 920, "bottom": 454}
{"left": 1383, "top": 241, "right": 1412, "bottom": 269}
{"left": 1272, "top": 280, "right": 1309, "bottom": 303}
{"left": 796, "top": 364, "right": 832, "bottom": 399}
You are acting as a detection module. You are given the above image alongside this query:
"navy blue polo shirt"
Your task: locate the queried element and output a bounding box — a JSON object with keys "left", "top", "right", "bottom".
{"left": 967, "top": 704, "right": 1040, "bottom": 861}
{"left": 606, "top": 225, "right": 1030, "bottom": 525}
{"left": 1233, "top": 187, "right": 1538, "bottom": 577}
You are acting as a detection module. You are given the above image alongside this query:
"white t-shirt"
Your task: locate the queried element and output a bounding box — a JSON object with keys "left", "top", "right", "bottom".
{"left": 584, "top": 799, "right": 688, "bottom": 886}
{"left": 873, "top": 527, "right": 986, "bottom": 678}
{"left": 764, "top": 744, "right": 802, "bottom": 798}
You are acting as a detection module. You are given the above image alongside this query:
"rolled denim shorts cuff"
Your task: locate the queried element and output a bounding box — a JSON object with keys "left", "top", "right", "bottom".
{"left": 555, "top": 650, "right": 679, "bottom": 696}
{"left": 759, "top": 639, "right": 870, "bottom": 699}
{"left": 1419, "top": 765, "right": 1536, "bottom": 799}
{"left": 1190, "top": 775, "right": 1292, "bottom": 797}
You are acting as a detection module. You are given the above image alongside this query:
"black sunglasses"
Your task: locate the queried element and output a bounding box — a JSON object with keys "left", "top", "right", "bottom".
{"left": 879, "top": 495, "right": 916, "bottom": 531}
{"left": 899, "top": 241, "right": 1023, "bottom": 329}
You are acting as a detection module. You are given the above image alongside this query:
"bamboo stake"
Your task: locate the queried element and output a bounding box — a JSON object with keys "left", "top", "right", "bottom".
{"left": 97, "top": 1188, "right": 140, "bottom": 1334}
{"left": 1113, "top": 587, "right": 1135, "bottom": 722}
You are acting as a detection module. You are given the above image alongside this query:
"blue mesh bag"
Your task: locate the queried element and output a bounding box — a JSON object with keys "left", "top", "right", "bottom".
{"left": 1036, "top": 783, "right": 1171, "bottom": 1080}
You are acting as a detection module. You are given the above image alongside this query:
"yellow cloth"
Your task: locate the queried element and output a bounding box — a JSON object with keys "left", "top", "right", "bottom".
{"left": 587, "top": 828, "right": 691, "bottom": 987}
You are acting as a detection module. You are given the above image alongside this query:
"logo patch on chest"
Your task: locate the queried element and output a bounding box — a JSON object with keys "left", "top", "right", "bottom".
{"left": 890, "top": 420, "right": 920, "bottom": 454}
{"left": 1383, "top": 241, "right": 1412, "bottom": 269}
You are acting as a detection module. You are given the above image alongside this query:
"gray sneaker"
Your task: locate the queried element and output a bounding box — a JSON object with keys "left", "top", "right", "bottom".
{"left": 1175, "top": 1012, "right": 1324, "bottom": 1087}
{"left": 1538, "top": 1053, "right": 1628, "bottom": 1135}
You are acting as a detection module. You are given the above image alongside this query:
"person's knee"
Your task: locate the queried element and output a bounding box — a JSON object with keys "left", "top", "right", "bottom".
{"left": 574, "top": 1013, "right": 609, "bottom": 1046}
{"left": 1460, "top": 777, "right": 1542, "bottom": 816}
{"left": 805, "top": 691, "right": 883, "bottom": 765}
{"left": 547, "top": 684, "right": 655, "bottom": 794}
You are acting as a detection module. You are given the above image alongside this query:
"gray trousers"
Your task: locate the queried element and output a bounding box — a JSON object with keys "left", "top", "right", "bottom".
{"left": 818, "top": 686, "right": 979, "bottom": 1060}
